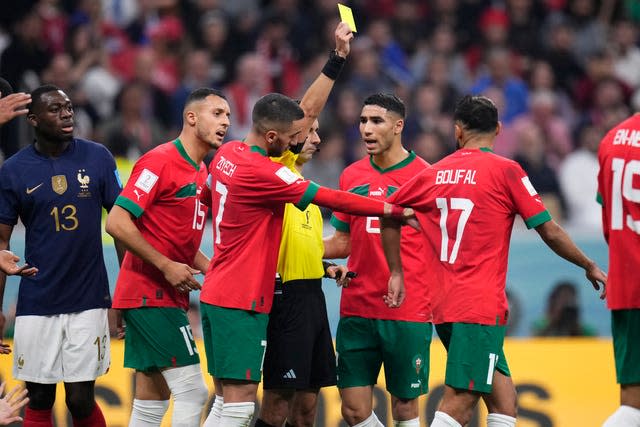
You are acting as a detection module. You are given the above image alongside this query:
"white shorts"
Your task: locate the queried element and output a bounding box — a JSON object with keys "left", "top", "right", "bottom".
{"left": 13, "top": 308, "right": 110, "bottom": 383}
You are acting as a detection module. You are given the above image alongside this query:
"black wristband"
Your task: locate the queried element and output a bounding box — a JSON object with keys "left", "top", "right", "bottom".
{"left": 322, "top": 261, "right": 337, "bottom": 277}
{"left": 321, "top": 50, "right": 346, "bottom": 80}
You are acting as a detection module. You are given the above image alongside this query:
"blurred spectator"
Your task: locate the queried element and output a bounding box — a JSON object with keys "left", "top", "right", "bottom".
{"left": 610, "top": 19, "right": 640, "bottom": 90}
{"left": 344, "top": 39, "right": 394, "bottom": 102}
{"left": 411, "top": 130, "right": 450, "bottom": 165}
{"left": 562, "top": 0, "right": 615, "bottom": 67}
{"left": 532, "top": 281, "right": 597, "bottom": 336}
{"left": 367, "top": 18, "right": 413, "bottom": 87}
{"left": 542, "top": 18, "right": 584, "bottom": 95}
{"left": 480, "top": 86, "right": 518, "bottom": 159}
{"left": 422, "top": 54, "right": 463, "bottom": 114}
{"left": 129, "top": 46, "right": 172, "bottom": 128}
{"left": 506, "top": 0, "right": 545, "bottom": 59}
{"left": 0, "top": 9, "right": 52, "bottom": 90}
{"left": 404, "top": 83, "right": 451, "bottom": 143}
{"left": 558, "top": 122, "right": 603, "bottom": 232}
{"left": 572, "top": 51, "right": 631, "bottom": 113}
{"left": 255, "top": 14, "right": 301, "bottom": 97}
{"left": 527, "top": 59, "right": 577, "bottom": 126}
{"left": 411, "top": 24, "right": 470, "bottom": 95}
{"left": 69, "top": 23, "right": 121, "bottom": 121}
{"left": 36, "top": 0, "right": 68, "bottom": 54}
{"left": 513, "top": 122, "right": 565, "bottom": 220}
{"left": 224, "top": 53, "right": 270, "bottom": 141}
{"left": 170, "top": 49, "right": 216, "bottom": 131}
{"left": 470, "top": 46, "right": 529, "bottom": 125}
{"left": 97, "top": 81, "right": 166, "bottom": 160}
{"left": 197, "top": 10, "right": 237, "bottom": 86}
{"left": 512, "top": 90, "right": 573, "bottom": 170}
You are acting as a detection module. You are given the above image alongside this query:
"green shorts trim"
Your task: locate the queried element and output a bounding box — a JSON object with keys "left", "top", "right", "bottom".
{"left": 123, "top": 307, "right": 199, "bottom": 371}
{"left": 201, "top": 303, "right": 269, "bottom": 382}
{"left": 611, "top": 309, "right": 640, "bottom": 385}
{"left": 435, "top": 322, "right": 510, "bottom": 394}
{"left": 336, "top": 316, "right": 432, "bottom": 399}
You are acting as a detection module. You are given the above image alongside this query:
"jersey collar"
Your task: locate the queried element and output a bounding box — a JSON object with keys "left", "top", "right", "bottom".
{"left": 369, "top": 150, "right": 416, "bottom": 173}
{"left": 173, "top": 139, "right": 199, "bottom": 170}
{"left": 250, "top": 145, "right": 268, "bottom": 156}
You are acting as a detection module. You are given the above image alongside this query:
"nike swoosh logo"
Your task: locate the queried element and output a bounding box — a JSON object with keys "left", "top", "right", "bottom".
{"left": 26, "top": 183, "right": 43, "bottom": 194}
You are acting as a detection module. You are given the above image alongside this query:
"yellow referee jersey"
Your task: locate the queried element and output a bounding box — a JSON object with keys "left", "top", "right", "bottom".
{"left": 271, "top": 151, "right": 325, "bottom": 282}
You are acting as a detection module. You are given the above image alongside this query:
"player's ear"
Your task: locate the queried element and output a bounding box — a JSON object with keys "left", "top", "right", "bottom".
{"left": 454, "top": 123, "right": 463, "bottom": 141}
{"left": 495, "top": 121, "right": 502, "bottom": 137}
{"left": 185, "top": 110, "right": 197, "bottom": 126}
{"left": 26, "top": 112, "right": 38, "bottom": 128}
{"left": 266, "top": 130, "right": 278, "bottom": 145}
{"left": 394, "top": 118, "right": 404, "bottom": 135}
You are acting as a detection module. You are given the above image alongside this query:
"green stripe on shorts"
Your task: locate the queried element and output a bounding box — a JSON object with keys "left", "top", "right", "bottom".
{"left": 201, "top": 303, "right": 269, "bottom": 382}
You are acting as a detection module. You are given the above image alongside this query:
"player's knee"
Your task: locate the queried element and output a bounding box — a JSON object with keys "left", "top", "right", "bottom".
{"left": 291, "top": 404, "right": 318, "bottom": 427}
{"left": 341, "top": 400, "right": 369, "bottom": 425}
{"left": 65, "top": 392, "right": 95, "bottom": 418}
{"left": 26, "top": 383, "right": 56, "bottom": 410}
{"left": 391, "top": 397, "right": 418, "bottom": 420}
{"left": 161, "top": 364, "right": 208, "bottom": 424}
{"left": 259, "top": 390, "right": 291, "bottom": 426}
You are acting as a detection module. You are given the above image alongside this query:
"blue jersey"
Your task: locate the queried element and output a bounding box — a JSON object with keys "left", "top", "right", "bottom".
{"left": 0, "top": 139, "right": 122, "bottom": 316}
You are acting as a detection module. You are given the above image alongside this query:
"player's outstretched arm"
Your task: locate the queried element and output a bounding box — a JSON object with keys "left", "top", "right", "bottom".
{"left": 535, "top": 220, "right": 607, "bottom": 299}
{"left": 0, "top": 382, "right": 28, "bottom": 425}
{"left": 106, "top": 205, "right": 201, "bottom": 293}
{"left": 311, "top": 186, "right": 413, "bottom": 220}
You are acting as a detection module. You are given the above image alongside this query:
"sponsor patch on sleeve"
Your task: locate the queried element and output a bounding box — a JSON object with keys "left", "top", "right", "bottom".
{"left": 135, "top": 169, "right": 159, "bottom": 193}
{"left": 275, "top": 166, "right": 299, "bottom": 185}
{"left": 521, "top": 176, "right": 538, "bottom": 196}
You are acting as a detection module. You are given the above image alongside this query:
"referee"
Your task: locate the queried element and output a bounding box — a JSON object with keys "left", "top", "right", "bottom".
{"left": 254, "top": 22, "right": 353, "bottom": 427}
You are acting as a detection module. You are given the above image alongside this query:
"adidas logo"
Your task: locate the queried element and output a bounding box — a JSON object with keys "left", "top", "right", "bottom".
{"left": 282, "top": 369, "right": 297, "bottom": 379}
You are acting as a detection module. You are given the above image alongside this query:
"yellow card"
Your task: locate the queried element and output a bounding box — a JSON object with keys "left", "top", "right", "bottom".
{"left": 338, "top": 3, "right": 357, "bottom": 32}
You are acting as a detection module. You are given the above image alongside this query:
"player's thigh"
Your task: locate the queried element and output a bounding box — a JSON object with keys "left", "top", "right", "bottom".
{"left": 611, "top": 309, "right": 640, "bottom": 385}
{"left": 123, "top": 307, "right": 200, "bottom": 372}
{"left": 336, "top": 316, "right": 381, "bottom": 389}
{"left": 201, "top": 303, "right": 268, "bottom": 382}
{"left": 435, "top": 322, "right": 508, "bottom": 394}
{"left": 379, "top": 320, "right": 433, "bottom": 399}
{"left": 61, "top": 308, "right": 111, "bottom": 382}
{"left": 13, "top": 314, "right": 65, "bottom": 383}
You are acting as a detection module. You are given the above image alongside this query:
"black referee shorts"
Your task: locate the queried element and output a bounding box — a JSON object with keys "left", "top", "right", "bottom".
{"left": 263, "top": 278, "right": 337, "bottom": 390}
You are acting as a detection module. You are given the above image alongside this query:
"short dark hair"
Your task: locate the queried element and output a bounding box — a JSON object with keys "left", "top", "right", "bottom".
{"left": 185, "top": 87, "right": 226, "bottom": 108}
{"left": 29, "top": 84, "right": 64, "bottom": 114}
{"left": 453, "top": 95, "right": 498, "bottom": 133}
{"left": 363, "top": 93, "right": 406, "bottom": 118}
{"left": 252, "top": 93, "right": 304, "bottom": 133}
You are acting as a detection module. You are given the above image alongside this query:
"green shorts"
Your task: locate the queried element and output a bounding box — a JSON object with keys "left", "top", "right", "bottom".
{"left": 123, "top": 307, "right": 199, "bottom": 371}
{"left": 336, "top": 316, "right": 432, "bottom": 399}
{"left": 435, "top": 322, "right": 510, "bottom": 394}
{"left": 611, "top": 309, "right": 640, "bottom": 385}
{"left": 201, "top": 303, "right": 269, "bottom": 382}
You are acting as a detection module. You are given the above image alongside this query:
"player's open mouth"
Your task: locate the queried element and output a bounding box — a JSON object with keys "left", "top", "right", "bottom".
{"left": 61, "top": 125, "right": 74, "bottom": 133}
{"left": 215, "top": 130, "right": 226, "bottom": 138}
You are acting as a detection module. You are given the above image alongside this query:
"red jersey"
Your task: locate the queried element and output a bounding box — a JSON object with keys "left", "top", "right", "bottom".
{"left": 388, "top": 148, "right": 550, "bottom": 325}
{"left": 200, "top": 141, "right": 318, "bottom": 313}
{"left": 597, "top": 114, "right": 640, "bottom": 310}
{"left": 112, "top": 140, "right": 208, "bottom": 310}
{"left": 331, "top": 152, "right": 432, "bottom": 322}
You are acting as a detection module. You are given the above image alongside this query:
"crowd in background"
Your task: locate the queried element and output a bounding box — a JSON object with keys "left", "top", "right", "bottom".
{"left": 1, "top": 0, "right": 638, "bottom": 229}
